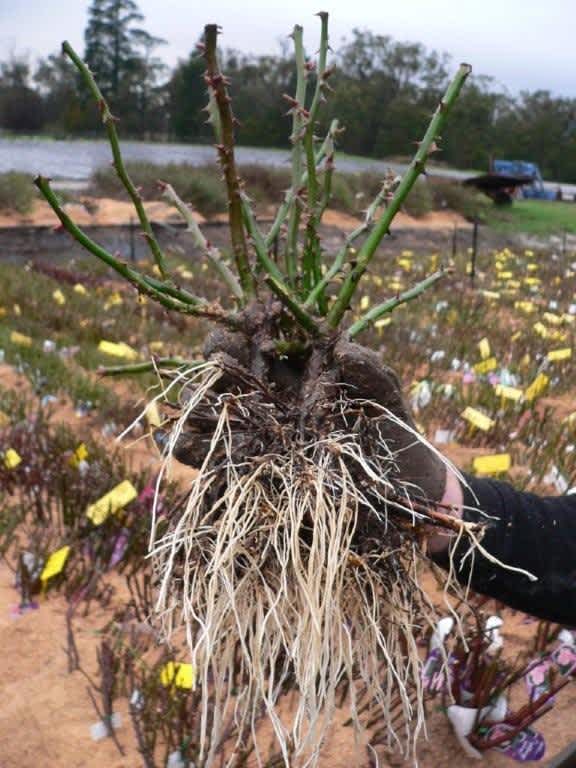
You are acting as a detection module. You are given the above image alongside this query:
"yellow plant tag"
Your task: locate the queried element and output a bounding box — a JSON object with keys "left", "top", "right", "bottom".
{"left": 160, "top": 661, "right": 195, "bottom": 689}
{"left": 461, "top": 407, "right": 494, "bottom": 432}
{"left": 0, "top": 307, "right": 6, "bottom": 318}
{"left": 360, "top": 296, "right": 370, "bottom": 311}
{"left": 41, "top": 545, "right": 70, "bottom": 582}
{"left": 70, "top": 443, "right": 89, "bottom": 467}
{"left": 86, "top": 480, "right": 138, "bottom": 525}
{"left": 180, "top": 269, "right": 193, "bottom": 279}
{"left": 146, "top": 402, "right": 161, "bottom": 428}
{"left": 478, "top": 338, "right": 491, "bottom": 360}
{"left": 524, "top": 276, "right": 541, "bottom": 286}
{"left": 474, "top": 357, "right": 497, "bottom": 375}
{"left": 473, "top": 453, "right": 511, "bottom": 476}
{"left": 76, "top": 443, "right": 89, "bottom": 462}
{"left": 374, "top": 317, "right": 391, "bottom": 330}
{"left": 547, "top": 348, "right": 572, "bottom": 362}
{"left": 524, "top": 372, "right": 549, "bottom": 402}
{"left": 564, "top": 412, "right": 576, "bottom": 426}
{"left": 397, "top": 258, "right": 412, "bottom": 271}
{"left": 515, "top": 301, "right": 535, "bottom": 314}
{"left": 74, "top": 283, "right": 87, "bottom": 295}
{"left": 543, "top": 312, "right": 563, "bottom": 326}
{"left": 499, "top": 271, "right": 513, "bottom": 279}
{"left": 10, "top": 331, "right": 32, "bottom": 347}
{"left": 482, "top": 291, "right": 500, "bottom": 300}
{"left": 13, "top": 303, "right": 21, "bottom": 316}
{"left": 4, "top": 448, "right": 22, "bottom": 469}
{"left": 52, "top": 289, "right": 66, "bottom": 306}
{"left": 149, "top": 340, "right": 164, "bottom": 352}
{"left": 495, "top": 384, "right": 523, "bottom": 402}
{"left": 98, "top": 340, "right": 138, "bottom": 360}
{"left": 550, "top": 329, "right": 568, "bottom": 343}
{"left": 0, "top": 410, "right": 9, "bottom": 428}
{"left": 533, "top": 322, "right": 548, "bottom": 338}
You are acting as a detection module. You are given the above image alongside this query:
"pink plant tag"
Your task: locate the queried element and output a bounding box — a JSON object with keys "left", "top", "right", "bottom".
{"left": 485, "top": 724, "right": 546, "bottom": 762}
{"left": 524, "top": 657, "right": 552, "bottom": 701}
{"left": 422, "top": 648, "right": 453, "bottom": 693}
{"left": 421, "top": 648, "right": 450, "bottom": 693}
{"left": 552, "top": 644, "right": 576, "bottom": 677}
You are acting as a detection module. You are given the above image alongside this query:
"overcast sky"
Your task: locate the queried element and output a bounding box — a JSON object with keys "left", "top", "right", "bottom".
{"left": 1, "top": 0, "right": 575, "bottom": 96}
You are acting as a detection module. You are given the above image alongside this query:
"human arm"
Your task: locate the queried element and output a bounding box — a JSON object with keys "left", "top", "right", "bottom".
{"left": 430, "top": 469, "right": 576, "bottom": 626}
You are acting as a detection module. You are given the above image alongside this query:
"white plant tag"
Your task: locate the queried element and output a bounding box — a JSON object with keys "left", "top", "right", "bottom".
{"left": 90, "top": 712, "right": 122, "bottom": 741}
{"left": 482, "top": 693, "right": 508, "bottom": 723}
{"left": 434, "top": 428, "right": 454, "bottom": 445}
{"left": 446, "top": 705, "right": 483, "bottom": 759}
{"left": 167, "top": 751, "right": 190, "bottom": 768}
{"left": 485, "top": 615, "right": 504, "bottom": 654}
{"left": 430, "top": 616, "right": 454, "bottom": 651}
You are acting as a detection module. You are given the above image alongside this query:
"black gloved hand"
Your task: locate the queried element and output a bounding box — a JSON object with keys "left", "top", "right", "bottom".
{"left": 334, "top": 338, "right": 446, "bottom": 504}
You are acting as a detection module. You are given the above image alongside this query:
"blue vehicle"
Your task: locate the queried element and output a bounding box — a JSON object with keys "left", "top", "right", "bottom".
{"left": 491, "top": 160, "right": 557, "bottom": 201}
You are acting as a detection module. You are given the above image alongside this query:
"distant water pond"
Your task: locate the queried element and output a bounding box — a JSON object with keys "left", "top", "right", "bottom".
{"left": 0, "top": 135, "right": 397, "bottom": 183}
{"left": 5, "top": 135, "right": 573, "bottom": 199}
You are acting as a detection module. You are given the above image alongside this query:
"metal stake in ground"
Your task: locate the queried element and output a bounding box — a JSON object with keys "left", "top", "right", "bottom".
{"left": 470, "top": 218, "right": 479, "bottom": 284}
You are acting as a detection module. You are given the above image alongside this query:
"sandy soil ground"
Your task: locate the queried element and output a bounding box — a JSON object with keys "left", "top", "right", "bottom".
{"left": 2, "top": 563, "right": 575, "bottom": 768}
{"left": 0, "top": 197, "right": 469, "bottom": 232}
{"left": 2, "top": 363, "right": 576, "bottom": 765}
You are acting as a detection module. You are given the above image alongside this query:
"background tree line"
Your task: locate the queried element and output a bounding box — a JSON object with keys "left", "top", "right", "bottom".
{"left": 1, "top": 0, "right": 575, "bottom": 181}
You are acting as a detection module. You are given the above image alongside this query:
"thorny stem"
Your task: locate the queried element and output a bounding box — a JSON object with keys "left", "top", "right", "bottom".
{"left": 203, "top": 25, "right": 255, "bottom": 298}
{"left": 327, "top": 63, "right": 472, "bottom": 328}
{"left": 240, "top": 194, "right": 286, "bottom": 285}
{"left": 265, "top": 118, "right": 339, "bottom": 249}
{"left": 34, "top": 176, "right": 229, "bottom": 322}
{"left": 285, "top": 25, "right": 308, "bottom": 285}
{"left": 303, "top": 12, "right": 329, "bottom": 211}
{"left": 347, "top": 268, "right": 451, "bottom": 338}
{"left": 303, "top": 172, "right": 398, "bottom": 309}
{"left": 161, "top": 181, "right": 244, "bottom": 301}
{"left": 265, "top": 277, "right": 320, "bottom": 336}
{"left": 302, "top": 13, "right": 330, "bottom": 296}
{"left": 99, "top": 358, "right": 199, "bottom": 376}
{"left": 61, "top": 41, "right": 168, "bottom": 278}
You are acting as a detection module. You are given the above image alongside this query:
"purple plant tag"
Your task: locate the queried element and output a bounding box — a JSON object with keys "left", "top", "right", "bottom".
{"left": 138, "top": 483, "right": 164, "bottom": 516}
{"left": 10, "top": 601, "right": 39, "bottom": 619}
{"left": 462, "top": 372, "right": 476, "bottom": 384}
{"left": 485, "top": 724, "right": 546, "bottom": 762}
{"left": 109, "top": 529, "right": 130, "bottom": 569}
{"left": 552, "top": 644, "right": 576, "bottom": 677}
{"left": 524, "top": 657, "right": 552, "bottom": 701}
{"left": 421, "top": 648, "right": 452, "bottom": 693}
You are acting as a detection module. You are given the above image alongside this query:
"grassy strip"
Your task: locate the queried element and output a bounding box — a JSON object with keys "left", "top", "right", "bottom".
{"left": 486, "top": 199, "right": 576, "bottom": 236}
{"left": 0, "top": 323, "right": 119, "bottom": 411}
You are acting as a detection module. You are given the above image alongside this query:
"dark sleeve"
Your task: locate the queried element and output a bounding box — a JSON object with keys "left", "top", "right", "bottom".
{"left": 433, "top": 475, "right": 576, "bottom": 626}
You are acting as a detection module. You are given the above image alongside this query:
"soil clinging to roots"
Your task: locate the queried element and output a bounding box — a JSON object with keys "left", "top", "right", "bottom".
{"left": 146, "top": 302, "right": 478, "bottom": 766}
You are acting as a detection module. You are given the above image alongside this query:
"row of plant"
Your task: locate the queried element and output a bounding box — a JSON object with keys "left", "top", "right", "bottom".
{"left": 0, "top": 163, "right": 487, "bottom": 223}
{"left": 1, "top": 387, "right": 574, "bottom": 765}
